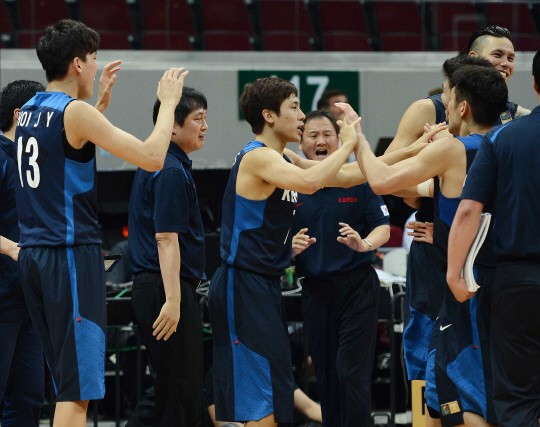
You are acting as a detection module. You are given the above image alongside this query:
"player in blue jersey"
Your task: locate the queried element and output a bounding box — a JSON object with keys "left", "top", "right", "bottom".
{"left": 208, "top": 76, "right": 438, "bottom": 427}
{"left": 207, "top": 76, "right": 361, "bottom": 427}
{"left": 291, "top": 110, "right": 390, "bottom": 427}
{"left": 127, "top": 87, "right": 208, "bottom": 427}
{"left": 0, "top": 80, "right": 45, "bottom": 427}
{"left": 14, "top": 19, "right": 189, "bottom": 427}
{"left": 353, "top": 64, "right": 508, "bottom": 427}
{"left": 447, "top": 50, "right": 540, "bottom": 427}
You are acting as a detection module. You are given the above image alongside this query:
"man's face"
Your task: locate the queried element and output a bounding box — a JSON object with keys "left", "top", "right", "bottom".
{"left": 472, "top": 36, "right": 515, "bottom": 82}
{"left": 447, "top": 87, "right": 462, "bottom": 136}
{"left": 441, "top": 79, "right": 451, "bottom": 109}
{"left": 174, "top": 107, "right": 208, "bottom": 153}
{"left": 327, "top": 94, "right": 348, "bottom": 120}
{"left": 79, "top": 52, "right": 98, "bottom": 100}
{"left": 300, "top": 116, "right": 339, "bottom": 161}
{"left": 274, "top": 93, "right": 305, "bottom": 143}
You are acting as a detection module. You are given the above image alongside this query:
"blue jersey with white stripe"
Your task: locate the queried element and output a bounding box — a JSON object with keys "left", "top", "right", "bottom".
{"left": 15, "top": 92, "right": 101, "bottom": 247}
{"left": 220, "top": 141, "right": 296, "bottom": 276}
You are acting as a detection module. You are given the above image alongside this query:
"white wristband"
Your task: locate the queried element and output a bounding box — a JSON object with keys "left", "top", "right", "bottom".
{"left": 363, "top": 238, "right": 373, "bottom": 251}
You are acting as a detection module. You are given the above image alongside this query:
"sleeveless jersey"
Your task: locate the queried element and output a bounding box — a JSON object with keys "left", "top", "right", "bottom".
{"left": 220, "top": 141, "right": 297, "bottom": 276}
{"left": 15, "top": 92, "right": 101, "bottom": 247}
{"left": 415, "top": 94, "right": 447, "bottom": 222}
{"left": 432, "top": 134, "right": 495, "bottom": 269}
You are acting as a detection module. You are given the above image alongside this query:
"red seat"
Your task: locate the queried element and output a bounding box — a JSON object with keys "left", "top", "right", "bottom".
{"left": 141, "top": 0, "right": 194, "bottom": 50}
{"left": 96, "top": 31, "right": 132, "bottom": 50}
{"left": 258, "top": 0, "right": 313, "bottom": 51}
{"left": 18, "top": 0, "right": 70, "bottom": 32}
{"left": 142, "top": 32, "right": 192, "bottom": 50}
{"left": 373, "top": 1, "right": 425, "bottom": 51}
{"left": 323, "top": 32, "right": 370, "bottom": 51}
{"left": 383, "top": 225, "right": 404, "bottom": 248}
{"left": 380, "top": 34, "right": 424, "bottom": 52}
{"left": 83, "top": 1, "right": 132, "bottom": 32}
{"left": 317, "top": 0, "right": 371, "bottom": 51}
{"left": 513, "top": 34, "right": 540, "bottom": 52}
{"left": 431, "top": 3, "right": 483, "bottom": 52}
{"left": 200, "top": 0, "right": 253, "bottom": 50}
{"left": 203, "top": 32, "right": 252, "bottom": 51}
{"left": 485, "top": 3, "right": 536, "bottom": 34}
{"left": 143, "top": 0, "right": 194, "bottom": 34}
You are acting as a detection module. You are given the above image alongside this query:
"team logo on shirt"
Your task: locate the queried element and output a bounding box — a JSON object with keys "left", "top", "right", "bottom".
{"left": 281, "top": 189, "right": 298, "bottom": 203}
{"left": 380, "top": 205, "right": 390, "bottom": 216}
{"left": 499, "top": 110, "right": 512, "bottom": 125}
{"left": 338, "top": 197, "right": 358, "bottom": 203}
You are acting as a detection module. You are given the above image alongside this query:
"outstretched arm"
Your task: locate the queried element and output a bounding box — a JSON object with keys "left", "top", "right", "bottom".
{"left": 446, "top": 199, "right": 484, "bottom": 302}
{"left": 66, "top": 67, "right": 189, "bottom": 171}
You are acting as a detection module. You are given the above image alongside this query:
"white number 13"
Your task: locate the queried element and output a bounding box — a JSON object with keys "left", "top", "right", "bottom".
{"left": 17, "top": 136, "right": 41, "bottom": 188}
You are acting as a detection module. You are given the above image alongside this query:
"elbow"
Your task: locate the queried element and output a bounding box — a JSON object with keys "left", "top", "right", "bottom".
{"left": 303, "top": 181, "right": 322, "bottom": 195}
{"left": 143, "top": 156, "right": 165, "bottom": 172}
{"left": 370, "top": 181, "right": 390, "bottom": 195}
{"left": 299, "top": 176, "right": 322, "bottom": 195}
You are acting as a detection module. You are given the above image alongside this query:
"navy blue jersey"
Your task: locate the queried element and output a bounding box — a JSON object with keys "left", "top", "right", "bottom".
{"left": 463, "top": 106, "right": 540, "bottom": 261}
{"left": 220, "top": 141, "right": 296, "bottom": 276}
{"left": 15, "top": 92, "right": 100, "bottom": 247}
{"left": 429, "top": 94, "right": 446, "bottom": 125}
{"left": 293, "top": 184, "right": 389, "bottom": 278}
{"left": 129, "top": 143, "right": 205, "bottom": 282}
{"left": 432, "top": 133, "right": 495, "bottom": 269}
{"left": 0, "top": 134, "right": 26, "bottom": 320}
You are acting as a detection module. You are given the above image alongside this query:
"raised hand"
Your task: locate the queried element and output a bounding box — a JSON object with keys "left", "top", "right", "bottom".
{"left": 292, "top": 228, "right": 316, "bottom": 257}
{"left": 333, "top": 102, "right": 361, "bottom": 133}
{"left": 95, "top": 59, "right": 122, "bottom": 113}
{"left": 408, "top": 122, "right": 448, "bottom": 155}
{"left": 157, "top": 67, "right": 189, "bottom": 106}
{"left": 337, "top": 222, "right": 368, "bottom": 252}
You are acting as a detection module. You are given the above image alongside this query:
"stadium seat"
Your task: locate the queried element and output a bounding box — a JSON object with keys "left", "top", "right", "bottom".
{"left": 200, "top": 0, "right": 253, "bottom": 50}
{"left": 372, "top": 1, "right": 425, "bottom": 51}
{"left": 257, "top": 0, "right": 314, "bottom": 51}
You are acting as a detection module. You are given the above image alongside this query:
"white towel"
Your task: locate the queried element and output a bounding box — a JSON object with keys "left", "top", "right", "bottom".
{"left": 463, "top": 213, "right": 491, "bottom": 292}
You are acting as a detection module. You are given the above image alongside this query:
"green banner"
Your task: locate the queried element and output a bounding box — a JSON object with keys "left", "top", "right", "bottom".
{"left": 238, "top": 70, "right": 359, "bottom": 120}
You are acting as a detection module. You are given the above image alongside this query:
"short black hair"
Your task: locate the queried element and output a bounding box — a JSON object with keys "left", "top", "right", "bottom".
{"left": 534, "top": 50, "right": 540, "bottom": 90}
{"left": 0, "top": 80, "right": 45, "bottom": 132}
{"left": 37, "top": 19, "right": 100, "bottom": 82}
{"left": 449, "top": 65, "right": 508, "bottom": 127}
{"left": 316, "top": 88, "right": 348, "bottom": 110}
{"left": 303, "top": 110, "right": 339, "bottom": 137}
{"left": 240, "top": 77, "right": 298, "bottom": 135}
{"left": 467, "top": 25, "right": 512, "bottom": 53}
{"left": 442, "top": 54, "right": 493, "bottom": 80}
{"left": 152, "top": 86, "right": 207, "bottom": 126}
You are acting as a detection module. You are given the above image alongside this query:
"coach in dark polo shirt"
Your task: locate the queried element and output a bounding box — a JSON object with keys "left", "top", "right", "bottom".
{"left": 128, "top": 87, "right": 208, "bottom": 427}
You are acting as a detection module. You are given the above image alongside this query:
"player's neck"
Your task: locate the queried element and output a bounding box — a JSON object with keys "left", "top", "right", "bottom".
{"left": 461, "top": 121, "right": 492, "bottom": 137}
{"left": 46, "top": 79, "right": 80, "bottom": 99}
{"left": 256, "top": 130, "right": 287, "bottom": 154}
{"left": 3, "top": 128, "right": 15, "bottom": 142}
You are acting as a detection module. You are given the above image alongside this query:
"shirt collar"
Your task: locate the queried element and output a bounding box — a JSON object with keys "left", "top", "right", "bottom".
{"left": 168, "top": 142, "right": 192, "bottom": 170}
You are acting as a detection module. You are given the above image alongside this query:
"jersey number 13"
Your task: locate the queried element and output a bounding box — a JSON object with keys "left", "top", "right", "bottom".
{"left": 17, "top": 136, "right": 41, "bottom": 188}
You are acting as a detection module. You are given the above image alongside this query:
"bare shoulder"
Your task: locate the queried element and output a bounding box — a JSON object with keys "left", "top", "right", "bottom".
{"left": 64, "top": 99, "right": 99, "bottom": 123}
{"left": 403, "top": 98, "right": 437, "bottom": 117}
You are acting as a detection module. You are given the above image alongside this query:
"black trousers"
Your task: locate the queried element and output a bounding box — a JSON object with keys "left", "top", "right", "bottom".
{"left": 301, "top": 265, "right": 380, "bottom": 427}
{"left": 490, "top": 262, "right": 540, "bottom": 427}
{"left": 128, "top": 271, "right": 203, "bottom": 427}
